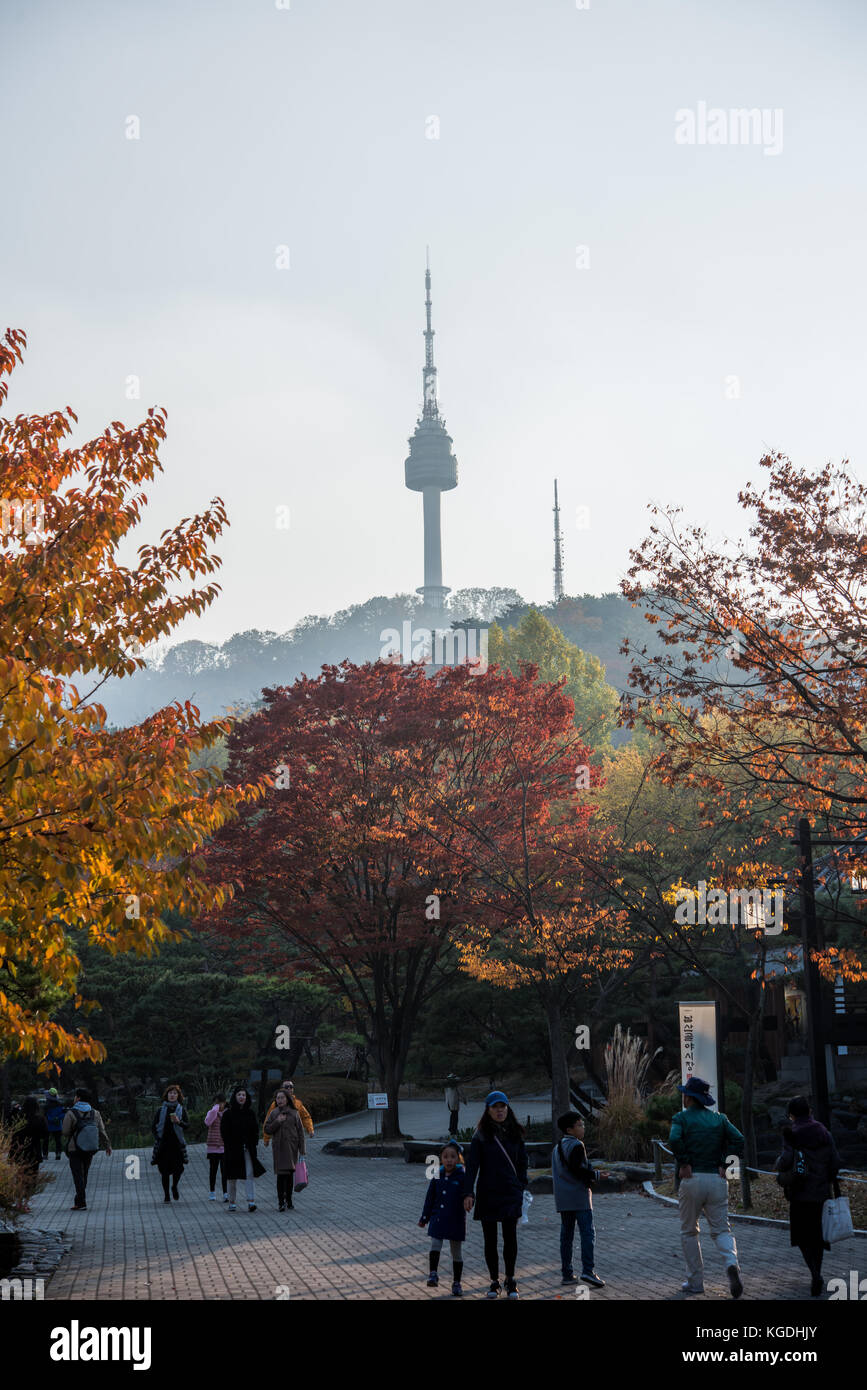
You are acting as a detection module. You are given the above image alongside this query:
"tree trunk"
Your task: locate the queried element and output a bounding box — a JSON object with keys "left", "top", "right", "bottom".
{"left": 122, "top": 1078, "right": 139, "bottom": 1126}
{"left": 543, "top": 989, "right": 570, "bottom": 1140}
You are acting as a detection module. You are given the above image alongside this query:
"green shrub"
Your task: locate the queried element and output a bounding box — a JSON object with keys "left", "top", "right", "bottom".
{"left": 646, "top": 1092, "right": 681, "bottom": 1123}
{"left": 0, "top": 1118, "right": 53, "bottom": 1226}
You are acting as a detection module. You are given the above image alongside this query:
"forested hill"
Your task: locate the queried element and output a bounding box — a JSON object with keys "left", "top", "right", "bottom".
{"left": 92, "top": 589, "right": 658, "bottom": 728}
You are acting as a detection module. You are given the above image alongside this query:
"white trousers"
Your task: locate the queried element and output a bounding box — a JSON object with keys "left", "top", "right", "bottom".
{"left": 227, "top": 1151, "right": 255, "bottom": 1205}
{"left": 678, "top": 1173, "right": 739, "bottom": 1286}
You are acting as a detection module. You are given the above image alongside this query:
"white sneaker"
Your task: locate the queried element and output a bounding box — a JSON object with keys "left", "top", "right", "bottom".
{"left": 228, "top": 1203, "right": 237, "bottom": 1211}
{"left": 209, "top": 1193, "right": 216, "bottom": 1201}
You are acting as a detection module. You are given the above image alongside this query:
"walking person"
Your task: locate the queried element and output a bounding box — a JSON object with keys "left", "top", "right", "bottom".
{"left": 263, "top": 1087, "right": 305, "bottom": 1211}
{"left": 419, "top": 1141, "right": 467, "bottom": 1296}
{"left": 44, "top": 1089, "right": 66, "bottom": 1160}
{"left": 221, "top": 1086, "right": 266, "bottom": 1212}
{"left": 263, "top": 1079, "right": 314, "bottom": 1145}
{"left": 444, "top": 1074, "right": 463, "bottom": 1137}
{"left": 9, "top": 1098, "right": 48, "bottom": 1211}
{"left": 775, "top": 1095, "right": 842, "bottom": 1297}
{"left": 151, "top": 1083, "right": 189, "bottom": 1203}
{"left": 552, "top": 1111, "right": 605, "bottom": 1288}
{"left": 463, "top": 1091, "right": 528, "bottom": 1299}
{"left": 62, "top": 1087, "right": 112, "bottom": 1212}
{"left": 668, "top": 1076, "right": 745, "bottom": 1298}
{"left": 204, "top": 1093, "right": 228, "bottom": 1202}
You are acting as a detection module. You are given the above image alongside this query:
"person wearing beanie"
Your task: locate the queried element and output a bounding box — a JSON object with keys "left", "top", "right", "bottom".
{"left": 775, "top": 1095, "right": 842, "bottom": 1297}
{"left": 61, "top": 1087, "right": 112, "bottom": 1211}
{"left": 418, "top": 1141, "right": 467, "bottom": 1296}
{"left": 668, "top": 1076, "right": 745, "bottom": 1298}
{"left": 463, "top": 1091, "right": 528, "bottom": 1299}
{"left": 552, "top": 1111, "right": 605, "bottom": 1288}
{"left": 43, "top": 1088, "right": 66, "bottom": 1160}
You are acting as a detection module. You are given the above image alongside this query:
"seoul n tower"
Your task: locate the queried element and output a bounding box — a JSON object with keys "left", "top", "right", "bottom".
{"left": 404, "top": 252, "right": 458, "bottom": 618}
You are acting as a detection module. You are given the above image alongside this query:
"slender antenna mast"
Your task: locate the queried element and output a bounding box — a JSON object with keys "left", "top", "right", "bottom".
{"left": 422, "top": 247, "right": 437, "bottom": 418}
{"left": 553, "top": 479, "right": 564, "bottom": 602}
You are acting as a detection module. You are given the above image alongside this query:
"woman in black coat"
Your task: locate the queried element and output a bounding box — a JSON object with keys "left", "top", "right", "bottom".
{"left": 152, "top": 1083, "right": 189, "bottom": 1203}
{"left": 463, "top": 1091, "right": 528, "bottom": 1299}
{"left": 775, "top": 1095, "right": 842, "bottom": 1297}
{"left": 220, "top": 1086, "right": 266, "bottom": 1212}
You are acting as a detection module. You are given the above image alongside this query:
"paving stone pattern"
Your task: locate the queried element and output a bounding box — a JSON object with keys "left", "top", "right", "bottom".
{"left": 18, "top": 1137, "right": 864, "bottom": 1301}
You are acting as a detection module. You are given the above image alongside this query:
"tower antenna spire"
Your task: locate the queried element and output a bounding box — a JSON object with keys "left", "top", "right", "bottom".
{"left": 423, "top": 251, "right": 437, "bottom": 418}
{"left": 553, "top": 479, "right": 564, "bottom": 602}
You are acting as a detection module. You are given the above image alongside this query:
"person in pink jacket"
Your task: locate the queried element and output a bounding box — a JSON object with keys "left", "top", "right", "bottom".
{"left": 204, "top": 1093, "right": 228, "bottom": 1202}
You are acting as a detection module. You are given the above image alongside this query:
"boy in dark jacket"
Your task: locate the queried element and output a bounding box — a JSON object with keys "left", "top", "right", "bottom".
{"left": 419, "top": 1142, "right": 467, "bottom": 1297}
{"left": 552, "top": 1112, "right": 605, "bottom": 1288}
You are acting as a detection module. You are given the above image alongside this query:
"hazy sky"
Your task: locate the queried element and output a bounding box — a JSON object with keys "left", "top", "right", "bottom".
{"left": 3, "top": 0, "right": 866, "bottom": 645}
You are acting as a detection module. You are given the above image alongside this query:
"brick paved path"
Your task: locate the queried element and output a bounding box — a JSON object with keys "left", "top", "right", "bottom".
{"left": 20, "top": 1132, "right": 864, "bottom": 1301}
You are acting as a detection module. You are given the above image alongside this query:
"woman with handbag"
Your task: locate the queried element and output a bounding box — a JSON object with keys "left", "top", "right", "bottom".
{"left": 775, "top": 1095, "right": 842, "bottom": 1296}
{"left": 220, "top": 1086, "right": 267, "bottom": 1212}
{"left": 263, "top": 1087, "right": 305, "bottom": 1212}
{"left": 463, "top": 1091, "right": 528, "bottom": 1299}
{"left": 152, "top": 1083, "right": 189, "bottom": 1203}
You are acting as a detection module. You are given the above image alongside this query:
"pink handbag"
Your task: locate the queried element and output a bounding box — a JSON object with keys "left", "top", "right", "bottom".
{"left": 294, "top": 1158, "right": 308, "bottom": 1192}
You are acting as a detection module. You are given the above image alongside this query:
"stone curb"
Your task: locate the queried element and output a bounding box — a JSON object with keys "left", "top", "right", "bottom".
{"left": 641, "top": 1181, "right": 867, "bottom": 1236}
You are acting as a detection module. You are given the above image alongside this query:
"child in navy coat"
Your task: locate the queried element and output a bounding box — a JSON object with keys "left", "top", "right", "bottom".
{"left": 418, "top": 1141, "right": 467, "bottom": 1297}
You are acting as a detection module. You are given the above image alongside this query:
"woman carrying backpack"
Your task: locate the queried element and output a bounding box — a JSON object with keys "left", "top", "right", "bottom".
{"left": 62, "top": 1087, "right": 112, "bottom": 1212}
{"left": 463, "top": 1091, "right": 528, "bottom": 1299}
{"left": 775, "top": 1095, "right": 842, "bottom": 1296}
{"left": 152, "top": 1083, "right": 189, "bottom": 1203}
{"left": 220, "top": 1086, "right": 266, "bottom": 1212}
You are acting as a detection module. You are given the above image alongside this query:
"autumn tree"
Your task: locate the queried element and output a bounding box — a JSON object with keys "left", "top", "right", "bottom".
{"left": 397, "top": 660, "right": 632, "bottom": 1127}
{"left": 0, "top": 329, "right": 262, "bottom": 1068}
{"left": 621, "top": 452, "right": 867, "bottom": 986}
{"left": 585, "top": 734, "right": 804, "bottom": 1177}
{"left": 198, "top": 660, "right": 499, "bottom": 1138}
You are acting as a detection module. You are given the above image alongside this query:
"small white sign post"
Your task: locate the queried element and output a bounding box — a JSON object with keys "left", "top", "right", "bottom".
{"left": 367, "top": 1092, "right": 388, "bottom": 1155}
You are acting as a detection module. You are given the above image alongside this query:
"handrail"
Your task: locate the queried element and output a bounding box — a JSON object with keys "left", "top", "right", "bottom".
{"left": 650, "top": 1137, "right": 866, "bottom": 1183}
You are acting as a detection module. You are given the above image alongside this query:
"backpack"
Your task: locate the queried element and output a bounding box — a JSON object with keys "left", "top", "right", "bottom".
{"left": 70, "top": 1109, "right": 100, "bottom": 1153}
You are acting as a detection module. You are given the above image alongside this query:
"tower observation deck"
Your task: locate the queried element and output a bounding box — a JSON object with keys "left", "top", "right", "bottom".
{"left": 404, "top": 253, "right": 458, "bottom": 615}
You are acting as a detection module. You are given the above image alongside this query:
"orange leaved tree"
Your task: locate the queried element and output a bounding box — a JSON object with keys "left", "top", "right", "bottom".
{"left": 0, "top": 329, "right": 263, "bottom": 1069}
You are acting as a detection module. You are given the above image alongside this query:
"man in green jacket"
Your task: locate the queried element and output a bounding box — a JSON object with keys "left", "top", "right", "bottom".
{"left": 668, "top": 1076, "right": 745, "bottom": 1298}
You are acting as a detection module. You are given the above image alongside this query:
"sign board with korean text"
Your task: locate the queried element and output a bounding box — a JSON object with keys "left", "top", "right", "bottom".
{"left": 367, "top": 1093, "right": 388, "bottom": 1110}
{"left": 678, "top": 1002, "right": 720, "bottom": 1112}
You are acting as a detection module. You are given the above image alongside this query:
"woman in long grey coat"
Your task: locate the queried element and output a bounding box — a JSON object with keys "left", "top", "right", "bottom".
{"left": 263, "top": 1088, "right": 306, "bottom": 1212}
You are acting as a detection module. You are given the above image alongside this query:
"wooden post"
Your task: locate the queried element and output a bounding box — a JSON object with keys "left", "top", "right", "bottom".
{"left": 798, "top": 818, "right": 831, "bottom": 1126}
